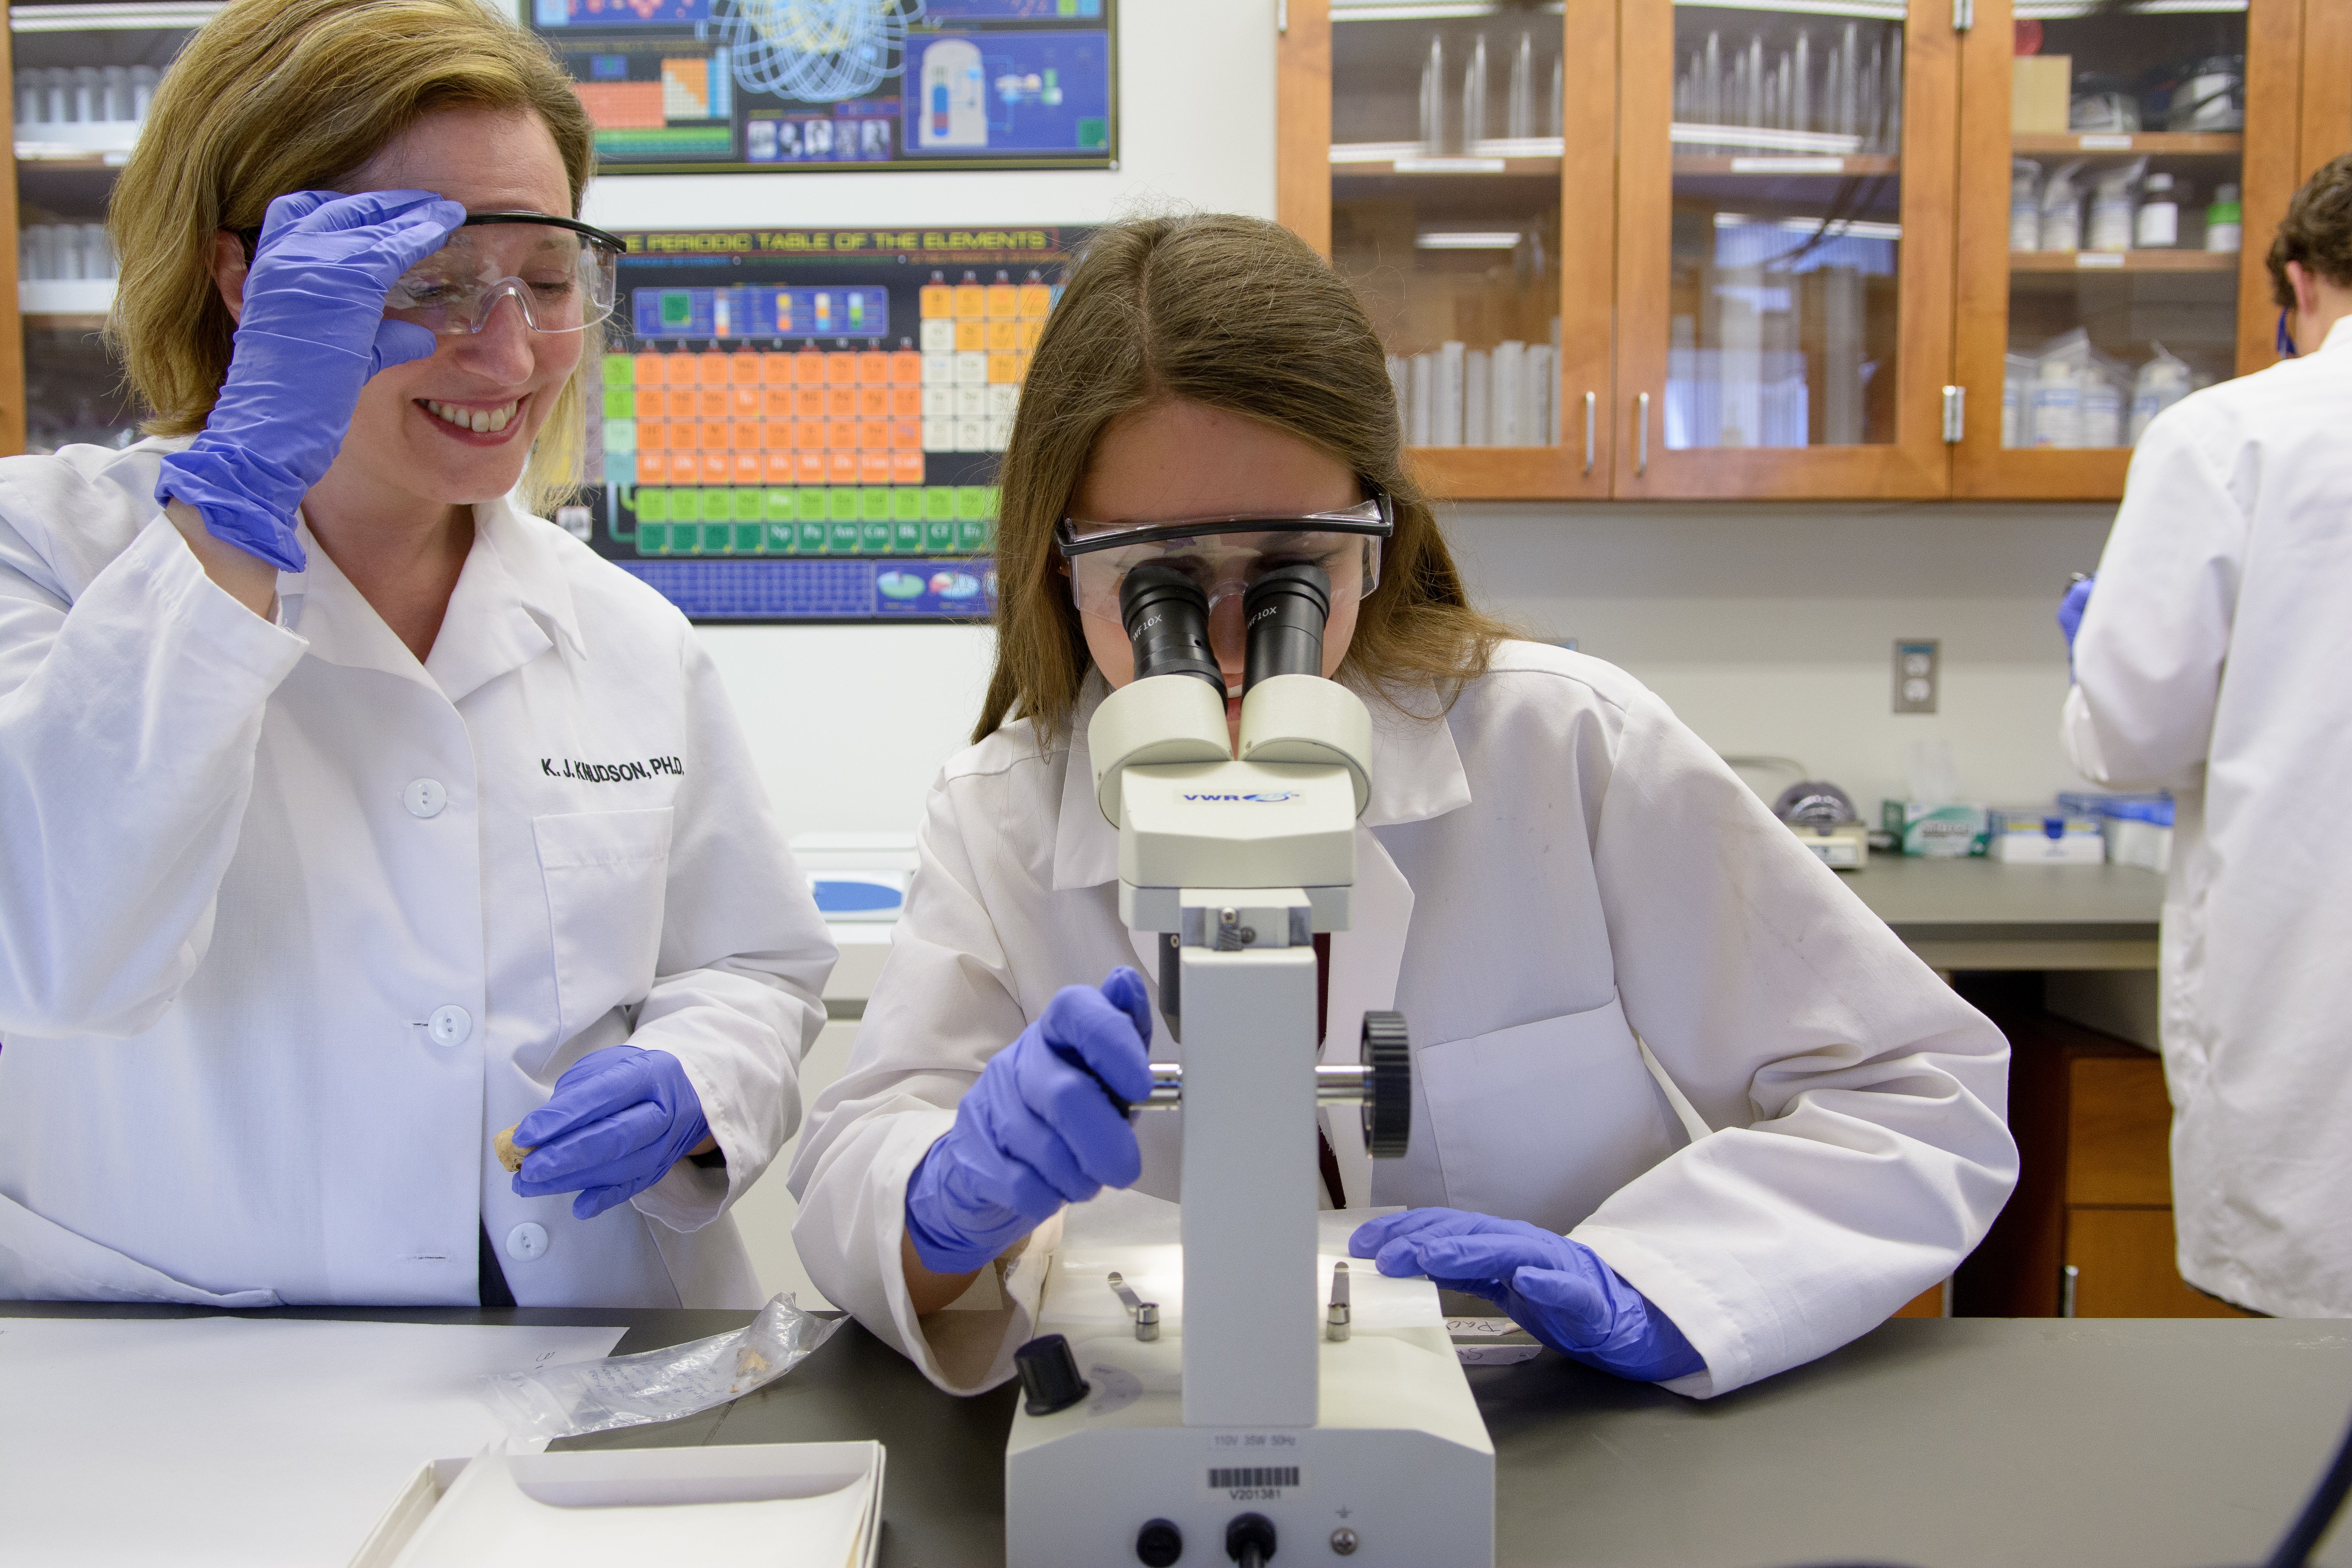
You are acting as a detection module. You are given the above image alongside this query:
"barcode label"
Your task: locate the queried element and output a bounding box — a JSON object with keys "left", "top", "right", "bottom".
{"left": 1209, "top": 1467, "right": 1300, "bottom": 1490}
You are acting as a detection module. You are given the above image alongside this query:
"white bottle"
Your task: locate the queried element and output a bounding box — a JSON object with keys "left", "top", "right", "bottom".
{"left": 2205, "top": 183, "right": 2242, "bottom": 253}
{"left": 2080, "top": 363, "right": 2124, "bottom": 447}
{"left": 1463, "top": 348, "right": 1491, "bottom": 446}
{"left": 2010, "top": 160, "right": 2043, "bottom": 252}
{"left": 2087, "top": 159, "right": 2142, "bottom": 253}
{"left": 2134, "top": 173, "right": 2179, "bottom": 248}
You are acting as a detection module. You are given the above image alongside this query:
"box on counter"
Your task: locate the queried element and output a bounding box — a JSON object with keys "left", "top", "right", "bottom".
{"left": 1882, "top": 800, "right": 1991, "bottom": 858}
{"left": 1990, "top": 809, "right": 2107, "bottom": 864}
{"left": 2059, "top": 791, "right": 2174, "bottom": 873}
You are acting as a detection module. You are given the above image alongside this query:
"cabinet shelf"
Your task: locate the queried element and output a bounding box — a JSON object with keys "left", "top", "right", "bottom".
{"left": 1330, "top": 140, "right": 1564, "bottom": 177}
{"left": 2009, "top": 132, "right": 2245, "bottom": 156}
{"left": 2009, "top": 249, "right": 2240, "bottom": 273}
{"left": 19, "top": 280, "right": 116, "bottom": 314}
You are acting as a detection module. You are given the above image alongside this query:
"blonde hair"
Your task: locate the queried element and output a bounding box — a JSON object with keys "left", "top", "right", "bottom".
{"left": 108, "top": 0, "right": 597, "bottom": 514}
{"left": 975, "top": 212, "right": 1511, "bottom": 744}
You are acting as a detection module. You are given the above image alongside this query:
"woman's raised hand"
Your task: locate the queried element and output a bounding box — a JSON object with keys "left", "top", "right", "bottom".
{"left": 156, "top": 189, "right": 464, "bottom": 572}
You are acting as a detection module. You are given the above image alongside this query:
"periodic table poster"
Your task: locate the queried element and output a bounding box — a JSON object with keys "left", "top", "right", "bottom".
{"left": 577, "top": 223, "right": 1091, "bottom": 622}
{"left": 532, "top": 0, "right": 1116, "bottom": 175}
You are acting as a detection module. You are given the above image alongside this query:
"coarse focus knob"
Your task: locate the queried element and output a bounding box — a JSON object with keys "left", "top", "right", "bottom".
{"left": 1226, "top": 1512, "right": 1278, "bottom": 1565}
{"left": 1136, "top": 1517, "right": 1184, "bottom": 1565}
{"left": 1361, "top": 1011, "right": 1411, "bottom": 1159}
{"left": 1013, "top": 1333, "right": 1090, "bottom": 1417}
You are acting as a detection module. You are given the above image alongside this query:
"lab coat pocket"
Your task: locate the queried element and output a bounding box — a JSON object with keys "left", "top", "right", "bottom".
{"left": 533, "top": 808, "right": 676, "bottom": 1049}
{"left": 1415, "top": 994, "right": 1686, "bottom": 1236}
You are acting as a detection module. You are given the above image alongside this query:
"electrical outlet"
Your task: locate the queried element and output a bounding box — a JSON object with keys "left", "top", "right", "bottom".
{"left": 1894, "top": 640, "right": 1939, "bottom": 714}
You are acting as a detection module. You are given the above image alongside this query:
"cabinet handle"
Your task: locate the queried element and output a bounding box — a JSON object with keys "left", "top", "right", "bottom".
{"left": 1582, "top": 390, "right": 1597, "bottom": 475}
{"left": 1635, "top": 391, "right": 1650, "bottom": 476}
{"left": 2060, "top": 1263, "right": 2079, "bottom": 1318}
{"left": 1942, "top": 385, "right": 1965, "bottom": 444}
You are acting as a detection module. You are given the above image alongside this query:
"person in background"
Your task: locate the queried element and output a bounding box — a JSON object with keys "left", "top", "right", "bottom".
{"left": 789, "top": 212, "right": 2018, "bottom": 1399}
{"left": 2058, "top": 152, "right": 2352, "bottom": 1318}
{"left": 0, "top": 0, "right": 832, "bottom": 1308}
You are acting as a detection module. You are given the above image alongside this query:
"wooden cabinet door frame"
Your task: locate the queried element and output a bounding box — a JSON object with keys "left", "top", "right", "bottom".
{"left": 1277, "top": 0, "right": 1618, "bottom": 501}
{"left": 1611, "top": 0, "right": 1958, "bottom": 499}
{"left": 1951, "top": 0, "right": 2302, "bottom": 500}
{"left": 2298, "top": 0, "right": 2352, "bottom": 189}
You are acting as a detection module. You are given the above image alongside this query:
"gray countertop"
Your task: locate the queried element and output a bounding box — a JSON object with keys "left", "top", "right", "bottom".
{"left": 1838, "top": 855, "right": 2164, "bottom": 969}
{"left": 15, "top": 1303, "right": 2346, "bottom": 1567}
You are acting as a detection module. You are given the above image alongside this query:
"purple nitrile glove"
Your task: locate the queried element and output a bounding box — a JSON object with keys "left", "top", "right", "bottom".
{"left": 156, "top": 187, "right": 463, "bottom": 572}
{"left": 1351, "top": 1207, "right": 1706, "bottom": 1383}
{"left": 511, "top": 1044, "right": 712, "bottom": 1220}
{"left": 903, "top": 967, "right": 1155, "bottom": 1276}
{"left": 2059, "top": 574, "right": 2096, "bottom": 653}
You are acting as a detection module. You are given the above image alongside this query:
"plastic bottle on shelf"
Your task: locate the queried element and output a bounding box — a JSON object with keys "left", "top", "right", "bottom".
{"left": 2130, "top": 345, "right": 2193, "bottom": 443}
{"left": 2039, "top": 160, "right": 2087, "bottom": 250}
{"left": 2010, "top": 160, "right": 2043, "bottom": 251}
{"left": 2135, "top": 172, "right": 2179, "bottom": 248}
{"left": 1419, "top": 36, "right": 1448, "bottom": 154}
{"left": 2003, "top": 351, "right": 2035, "bottom": 448}
{"left": 2087, "top": 158, "right": 2144, "bottom": 253}
{"left": 2080, "top": 357, "right": 2127, "bottom": 447}
{"left": 101, "top": 65, "right": 131, "bottom": 123}
{"left": 15, "top": 69, "right": 38, "bottom": 126}
{"left": 1460, "top": 34, "right": 1488, "bottom": 150}
{"left": 2205, "top": 183, "right": 2242, "bottom": 253}
{"left": 1506, "top": 32, "right": 1536, "bottom": 140}
{"left": 129, "top": 65, "right": 160, "bottom": 122}
{"left": 42, "top": 67, "right": 73, "bottom": 124}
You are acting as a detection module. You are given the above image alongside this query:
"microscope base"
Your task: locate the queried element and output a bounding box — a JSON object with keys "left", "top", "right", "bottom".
{"left": 1005, "top": 1225, "right": 1495, "bottom": 1565}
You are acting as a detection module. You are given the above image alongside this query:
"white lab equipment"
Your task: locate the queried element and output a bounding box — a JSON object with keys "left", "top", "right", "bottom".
{"left": 2087, "top": 159, "right": 2145, "bottom": 254}
{"left": 1432, "top": 341, "right": 1466, "bottom": 448}
{"left": 1419, "top": 35, "right": 1447, "bottom": 154}
{"left": 1003, "top": 562, "right": 1494, "bottom": 1566}
{"left": 1460, "top": 33, "right": 1488, "bottom": 149}
{"left": 1506, "top": 31, "right": 1537, "bottom": 140}
{"left": 2011, "top": 160, "right": 2043, "bottom": 252}
{"left": 2137, "top": 172, "right": 2180, "bottom": 248}
{"left": 2031, "top": 329, "right": 2092, "bottom": 447}
{"left": 2130, "top": 344, "right": 2193, "bottom": 443}
{"left": 2040, "top": 160, "right": 2088, "bottom": 251}
{"left": 1463, "top": 348, "right": 1491, "bottom": 446}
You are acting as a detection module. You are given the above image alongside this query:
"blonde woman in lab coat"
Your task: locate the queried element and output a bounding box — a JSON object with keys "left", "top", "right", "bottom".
{"left": 2060, "top": 153, "right": 2352, "bottom": 1318}
{"left": 789, "top": 214, "right": 2019, "bottom": 1399}
{"left": 0, "top": 0, "right": 831, "bottom": 1308}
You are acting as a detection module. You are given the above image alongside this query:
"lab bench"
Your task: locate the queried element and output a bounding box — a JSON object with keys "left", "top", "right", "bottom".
{"left": 1839, "top": 853, "right": 2163, "bottom": 973}
{"left": 9, "top": 1300, "right": 2347, "bottom": 1568}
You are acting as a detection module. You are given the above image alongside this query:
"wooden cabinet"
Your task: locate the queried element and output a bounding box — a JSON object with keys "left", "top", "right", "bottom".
{"left": 2, "top": 2, "right": 207, "bottom": 461}
{"left": 1954, "top": 996, "right": 2252, "bottom": 1319}
{"left": 1280, "top": 0, "right": 2349, "bottom": 503}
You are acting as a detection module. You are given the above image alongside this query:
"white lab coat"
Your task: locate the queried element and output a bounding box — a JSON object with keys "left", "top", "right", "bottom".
{"left": 0, "top": 438, "right": 833, "bottom": 1310}
{"left": 2062, "top": 316, "right": 2352, "bottom": 1318}
{"left": 790, "top": 642, "right": 2017, "bottom": 1399}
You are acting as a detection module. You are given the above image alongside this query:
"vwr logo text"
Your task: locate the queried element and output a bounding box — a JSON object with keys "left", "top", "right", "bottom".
{"left": 1180, "top": 791, "right": 1301, "bottom": 803}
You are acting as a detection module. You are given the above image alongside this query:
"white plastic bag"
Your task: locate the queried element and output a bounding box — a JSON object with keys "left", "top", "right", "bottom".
{"left": 477, "top": 1293, "right": 842, "bottom": 1441}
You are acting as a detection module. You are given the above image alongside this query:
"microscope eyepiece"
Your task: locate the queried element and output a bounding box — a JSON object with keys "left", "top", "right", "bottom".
{"left": 1241, "top": 561, "right": 1332, "bottom": 695}
{"left": 1119, "top": 563, "right": 1224, "bottom": 691}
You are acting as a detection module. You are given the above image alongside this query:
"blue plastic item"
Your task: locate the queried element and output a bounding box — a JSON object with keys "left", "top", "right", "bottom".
{"left": 155, "top": 188, "right": 464, "bottom": 572}
{"left": 1350, "top": 1207, "right": 1705, "bottom": 1383}
{"left": 902, "top": 968, "right": 1154, "bottom": 1276}
{"left": 811, "top": 878, "right": 904, "bottom": 914}
{"left": 511, "top": 1044, "right": 713, "bottom": 1220}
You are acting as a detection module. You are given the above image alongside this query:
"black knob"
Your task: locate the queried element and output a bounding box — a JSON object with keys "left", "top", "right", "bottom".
{"left": 1136, "top": 1517, "right": 1185, "bottom": 1565}
{"left": 1225, "top": 1512, "right": 1278, "bottom": 1564}
{"left": 1361, "top": 1011, "right": 1411, "bottom": 1159}
{"left": 1013, "top": 1333, "right": 1090, "bottom": 1416}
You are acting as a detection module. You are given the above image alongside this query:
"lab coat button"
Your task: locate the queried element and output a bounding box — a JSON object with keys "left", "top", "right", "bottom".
{"left": 402, "top": 778, "right": 447, "bottom": 818}
{"left": 426, "top": 1005, "right": 472, "bottom": 1047}
{"left": 506, "top": 1222, "right": 549, "bottom": 1263}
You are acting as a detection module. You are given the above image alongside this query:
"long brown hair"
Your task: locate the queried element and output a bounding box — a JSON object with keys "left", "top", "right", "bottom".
{"left": 108, "top": 0, "right": 597, "bottom": 513}
{"left": 975, "top": 212, "right": 1511, "bottom": 744}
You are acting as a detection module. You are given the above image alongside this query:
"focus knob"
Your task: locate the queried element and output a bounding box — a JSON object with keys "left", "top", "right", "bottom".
{"left": 1136, "top": 1518, "right": 1184, "bottom": 1565}
{"left": 1013, "top": 1333, "right": 1091, "bottom": 1416}
{"left": 1361, "top": 1011, "right": 1411, "bottom": 1159}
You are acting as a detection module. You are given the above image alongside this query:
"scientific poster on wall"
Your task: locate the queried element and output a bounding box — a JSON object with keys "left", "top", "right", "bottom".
{"left": 529, "top": 0, "right": 1116, "bottom": 174}
{"left": 568, "top": 223, "right": 1091, "bottom": 622}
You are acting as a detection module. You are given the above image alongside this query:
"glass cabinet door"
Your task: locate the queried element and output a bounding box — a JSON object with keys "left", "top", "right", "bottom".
{"left": 1615, "top": 0, "right": 1956, "bottom": 497}
{"left": 5, "top": 4, "right": 200, "bottom": 458}
{"left": 1953, "top": 0, "right": 2300, "bottom": 497}
{"left": 1283, "top": 0, "right": 1616, "bottom": 500}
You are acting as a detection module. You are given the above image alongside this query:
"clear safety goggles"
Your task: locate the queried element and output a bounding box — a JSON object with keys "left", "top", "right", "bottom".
{"left": 238, "top": 211, "right": 624, "bottom": 336}
{"left": 1056, "top": 492, "right": 1393, "bottom": 625}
